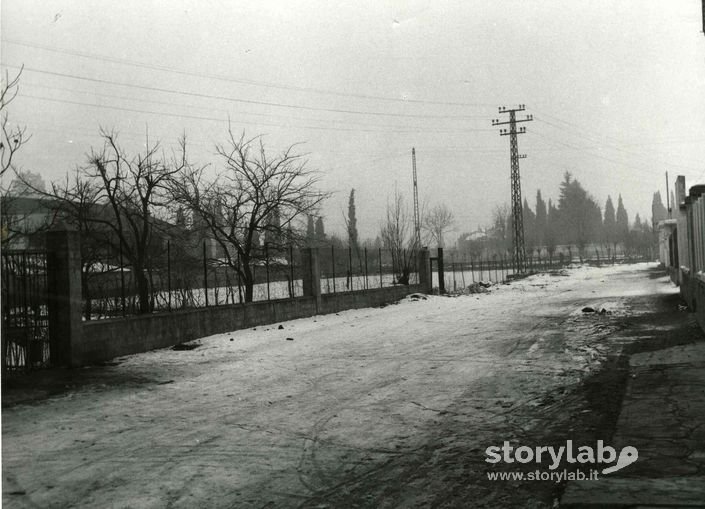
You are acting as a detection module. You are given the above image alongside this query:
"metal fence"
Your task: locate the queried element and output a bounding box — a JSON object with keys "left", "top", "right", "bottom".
{"left": 79, "top": 240, "right": 651, "bottom": 318}
{"left": 1, "top": 250, "right": 50, "bottom": 371}
{"left": 81, "top": 243, "right": 419, "bottom": 320}
{"left": 319, "top": 247, "right": 419, "bottom": 294}
{"left": 81, "top": 242, "right": 307, "bottom": 320}
{"left": 436, "top": 252, "right": 562, "bottom": 292}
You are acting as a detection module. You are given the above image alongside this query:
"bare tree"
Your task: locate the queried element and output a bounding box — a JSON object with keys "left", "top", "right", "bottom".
{"left": 172, "top": 129, "right": 328, "bottom": 303}
{"left": 1, "top": 67, "right": 30, "bottom": 178}
{"left": 1, "top": 67, "right": 34, "bottom": 246}
{"left": 489, "top": 203, "right": 512, "bottom": 254}
{"left": 47, "top": 130, "right": 186, "bottom": 313}
{"left": 380, "top": 187, "right": 418, "bottom": 285}
{"left": 423, "top": 203, "right": 454, "bottom": 248}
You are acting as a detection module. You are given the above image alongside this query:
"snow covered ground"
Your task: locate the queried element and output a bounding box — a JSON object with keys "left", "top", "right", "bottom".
{"left": 2, "top": 262, "right": 677, "bottom": 508}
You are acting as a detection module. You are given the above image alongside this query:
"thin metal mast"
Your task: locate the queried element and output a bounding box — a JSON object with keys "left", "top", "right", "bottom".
{"left": 412, "top": 147, "right": 421, "bottom": 247}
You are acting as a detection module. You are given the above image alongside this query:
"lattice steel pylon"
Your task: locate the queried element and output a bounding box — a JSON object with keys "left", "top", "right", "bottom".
{"left": 412, "top": 147, "right": 421, "bottom": 248}
{"left": 492, "top": 105, "right": 533, "bottom": 273}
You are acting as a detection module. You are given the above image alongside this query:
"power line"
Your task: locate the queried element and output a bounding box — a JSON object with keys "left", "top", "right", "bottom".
{"left": 2, "top": 38, "right": 495, "bottom": 109}
{"left": 534, "top": 117, "right": 703, "bottom": 172}
{"left": 533, "top": 108, "right": 705, "bottom": 148}
{"left": 533, "top": 107, "right": 705, "bottom": 172}
{"left": 528, "top": 128, "right": 702, "bottom": 174}
{"left": 1, "top": 64, "right": 486, "bottom": 121}
{"left": 21, "top": 81, "right": 493, "bottom": 132}
{"left": 532, "top": 108, "right": 629, "bottom": 145}
{"left": 20, "top": 93, "right": 493, "bottom": 135}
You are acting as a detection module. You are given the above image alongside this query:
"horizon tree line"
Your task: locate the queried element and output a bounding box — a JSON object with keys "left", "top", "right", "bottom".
{"left": 458, "top": 172, "right": 659, "bottom": 261}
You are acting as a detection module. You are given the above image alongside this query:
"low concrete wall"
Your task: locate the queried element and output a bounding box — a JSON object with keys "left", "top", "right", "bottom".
{"left": 77, "top": 285, "right": 421, "bottom": 366}
{"left": 320, "top": 284, "right": 421, "bottom": 315}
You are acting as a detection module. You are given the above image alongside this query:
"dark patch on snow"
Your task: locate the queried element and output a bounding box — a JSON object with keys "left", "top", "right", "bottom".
{"left": 95, "top": 360, "right": 121, "bottom": 367}
{"left": 466, "top": 282, "right": 491, "bottom": 294}
{"left": 582, "top": 307, "right": 610, "bottom": 315}
{"left": 172, "top": 343, "right": 201, "bottom": 351}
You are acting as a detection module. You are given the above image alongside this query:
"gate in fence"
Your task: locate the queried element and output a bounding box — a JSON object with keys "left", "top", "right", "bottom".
{"left": 1, "top": 250, "right": 51, "bottom": 374}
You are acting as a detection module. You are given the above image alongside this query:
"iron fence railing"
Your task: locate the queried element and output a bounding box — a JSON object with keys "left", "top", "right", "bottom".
{"left": 1, "top": 250, "right": 50, "bottom": 371}
{"left": 81, "top": 243, "right": 419, "bottom": 320}
{"left": 319, "top": 247, "right": 419, "bottom": 294}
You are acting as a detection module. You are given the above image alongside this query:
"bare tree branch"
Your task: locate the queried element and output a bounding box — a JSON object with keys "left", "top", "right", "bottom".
{"left": 42, "top": 129, "right": 187, "bottom": 313}
{"left": 1, "top": 66, "right": 31, "bottom": 178}
{"left": 171, "top": 128, "right": 329, "bottom": 302}
{"left": 380, "top": 187, "right": 418, "bottom": 285}
{"left": 423, "top": 203, "right": 455, "bottom": 248}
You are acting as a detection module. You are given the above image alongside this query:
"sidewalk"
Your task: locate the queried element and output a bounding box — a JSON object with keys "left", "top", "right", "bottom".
{"left": 562, "top": 303, "right": 705, "bottom": 507}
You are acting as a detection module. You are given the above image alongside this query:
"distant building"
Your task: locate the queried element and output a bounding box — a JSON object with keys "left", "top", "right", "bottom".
{"left": 0, "top": 195, "right": 222, "bottom": 261}
{"left": 0, "top": 196, "right": 58, "bottom": 249}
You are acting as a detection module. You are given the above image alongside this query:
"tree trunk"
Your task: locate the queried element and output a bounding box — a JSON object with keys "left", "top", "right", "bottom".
{"left": 242, "top": 260, "right": 254, "bottom": 303}
{"left": 398, "top": 268, "right": 410, "bottom": 285}
{"left": 134, "top": 264, "right": 151, "bottom": 313}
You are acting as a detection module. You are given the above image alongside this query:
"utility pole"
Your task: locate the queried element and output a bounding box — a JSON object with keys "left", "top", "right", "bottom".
{"left": 666, "top": 171, "right": 671, "bottom": 219}
{"left": 412, "top": 147, "right": 421, "bottom": 247}
{"left": 492, "top": 105, "right": 533, "bottom": 274}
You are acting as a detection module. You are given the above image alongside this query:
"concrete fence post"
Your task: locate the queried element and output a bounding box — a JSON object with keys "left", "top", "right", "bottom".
{"left": 417, "top": 248, "right": 431, "bottom": 294}
{"left": 301, "top": 247, "right": 321, "bottom": 312}
{"left": 437, "top": 247, "right": 446, "bottom": 294}
{"left": 686, "top": 196, "right": 695, "bottom": 275}
{"left": 46, "top": 229, "right": 83, "bottom": 367}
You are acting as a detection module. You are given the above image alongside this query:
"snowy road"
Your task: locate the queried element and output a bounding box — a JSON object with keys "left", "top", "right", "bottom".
{"left": 2, "top": 263, "right": 677, "bottom": 508}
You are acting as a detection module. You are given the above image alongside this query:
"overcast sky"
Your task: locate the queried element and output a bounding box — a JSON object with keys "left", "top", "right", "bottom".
{"left": 2, "top": 0, "right": 704, "bottom": 241}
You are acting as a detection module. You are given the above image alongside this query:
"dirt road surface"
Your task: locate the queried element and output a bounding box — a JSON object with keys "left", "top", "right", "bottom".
{"left": 2, "top": 263, "right": 696, "bottom": 508}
